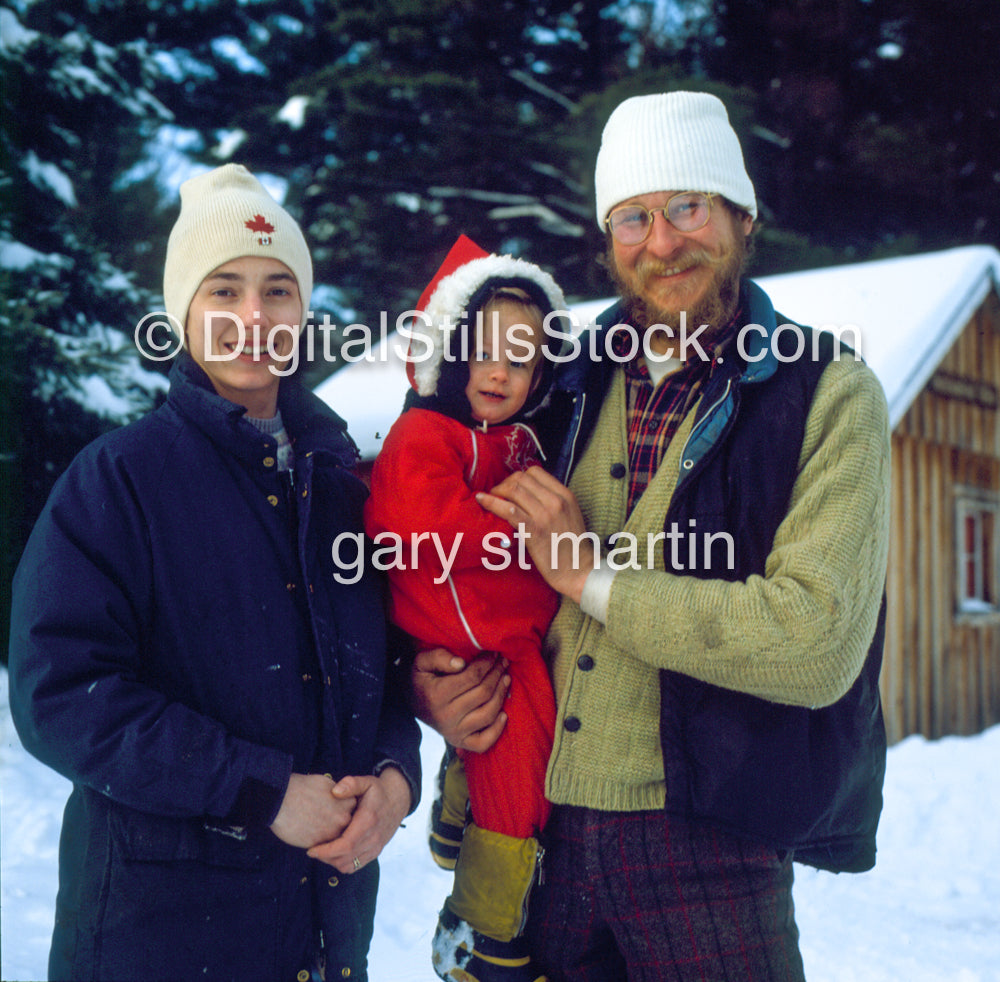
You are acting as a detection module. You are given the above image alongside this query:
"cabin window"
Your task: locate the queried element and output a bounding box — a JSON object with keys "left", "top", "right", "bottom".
{"left": 955, "top": 490, "right": 998, "bottom": 615}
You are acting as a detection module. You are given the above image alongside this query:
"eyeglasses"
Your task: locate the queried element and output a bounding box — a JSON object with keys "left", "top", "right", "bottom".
{"left": 604, "top": 192, "right": 714, "bottom": 245}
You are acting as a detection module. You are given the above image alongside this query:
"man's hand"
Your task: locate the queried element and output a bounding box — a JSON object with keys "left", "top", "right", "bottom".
{"left": 306, "top": 767, "right": 412, "bottom": 872}
{"left": 477, "top": 465, "right": 594, "bottom": 603}
{"left": 410, "top": 648, "right": 509, "bottom": 753}
{"left": 269, "top": 773, "right": 357, "bottom": 850}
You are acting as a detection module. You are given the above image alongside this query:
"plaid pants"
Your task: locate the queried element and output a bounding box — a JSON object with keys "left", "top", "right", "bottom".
{"left": 526, "top": 806, "right": 806, "bottom": 982}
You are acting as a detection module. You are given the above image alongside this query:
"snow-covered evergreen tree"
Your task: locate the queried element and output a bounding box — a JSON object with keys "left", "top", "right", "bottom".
{"left": 1, "top": 3, "right": 176, "bottom": 652}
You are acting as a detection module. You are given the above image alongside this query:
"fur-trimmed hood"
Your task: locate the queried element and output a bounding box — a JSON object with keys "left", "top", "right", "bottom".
{"left": 404, "top": 240, "right": 568, "bottom": 428}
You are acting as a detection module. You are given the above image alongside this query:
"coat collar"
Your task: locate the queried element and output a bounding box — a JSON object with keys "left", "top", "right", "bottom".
{"left": 167, "top": 354, "right": 359, "bottom": 468}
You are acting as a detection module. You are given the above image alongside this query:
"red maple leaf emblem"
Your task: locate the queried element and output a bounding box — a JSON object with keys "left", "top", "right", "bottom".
{"left": 245, "top": 214, "right": 275, "bottom": 234}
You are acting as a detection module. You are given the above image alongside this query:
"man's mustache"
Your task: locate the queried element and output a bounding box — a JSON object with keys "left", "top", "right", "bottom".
{"left": 634, "top": 248, "right": 724, "bottom": 285}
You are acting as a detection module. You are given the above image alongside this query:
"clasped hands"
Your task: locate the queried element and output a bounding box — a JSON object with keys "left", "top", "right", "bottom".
{"left": 269, "top": 767, "right": 411, "bottom": 874}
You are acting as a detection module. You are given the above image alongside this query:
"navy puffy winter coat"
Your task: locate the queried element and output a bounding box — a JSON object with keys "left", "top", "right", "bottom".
{"left": 8, "top": 355, "right": 420, "bottom": 982}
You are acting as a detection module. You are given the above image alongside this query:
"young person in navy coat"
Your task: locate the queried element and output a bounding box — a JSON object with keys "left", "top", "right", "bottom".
{"left": 8, "top": 164, "right": 421, "bottom": 982}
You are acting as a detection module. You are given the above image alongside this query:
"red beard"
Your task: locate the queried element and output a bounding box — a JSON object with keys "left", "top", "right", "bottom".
{"left": 608, "top": 236, "right": 747, "bottom": 351}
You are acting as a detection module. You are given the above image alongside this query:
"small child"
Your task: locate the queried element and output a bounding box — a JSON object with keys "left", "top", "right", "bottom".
{"left": 364, "top": 236, "right": 565, "bottom": 982}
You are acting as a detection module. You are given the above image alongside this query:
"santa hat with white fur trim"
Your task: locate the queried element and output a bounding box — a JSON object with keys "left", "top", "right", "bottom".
{"left": 406, "top": 234, "right": 566, "bottom": 400}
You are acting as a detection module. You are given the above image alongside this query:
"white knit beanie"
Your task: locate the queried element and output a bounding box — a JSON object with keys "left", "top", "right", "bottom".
{"left": 163, "top": 163, "right": 313, "bottom": 333}
{"left": 594, "top": 91, "right": 757, "bottom": 227}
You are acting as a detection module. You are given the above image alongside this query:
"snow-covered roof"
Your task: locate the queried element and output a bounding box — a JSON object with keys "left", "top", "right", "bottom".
{"left": 315, "top": 245, "right": 1000, "bottom": 458}
{"left": 760, "top": 245, "right": 1000, "bottom": 428}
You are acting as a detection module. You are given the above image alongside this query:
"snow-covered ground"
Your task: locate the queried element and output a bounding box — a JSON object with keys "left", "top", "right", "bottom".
{"left": 2, "top": 664, "right": 998, "bottom": 982}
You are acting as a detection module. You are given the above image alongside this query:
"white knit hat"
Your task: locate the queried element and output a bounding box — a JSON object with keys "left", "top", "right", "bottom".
{"left": 594, "top": 91, "right": 757, "bottom": 227}
{"left": 163, "top": 163, "right": 313, "bottom": 333}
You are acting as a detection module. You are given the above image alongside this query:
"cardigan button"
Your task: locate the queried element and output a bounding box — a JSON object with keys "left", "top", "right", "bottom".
{"left": 297, "top": 971, "right": 310, "bottom": 982}
{"left": 328, "top": 875, "right": 339, "bottom": 887}
{"left": 563, "top": 716, "right": 581, "bottom": 733}
{"left": 610, "top": 462, "right": 626, "bottom": 479}
{"left": 577, "top": 654, "right": 595, "bottom": 671}
{"left": 267, "top": 494, "right": 279, "bottom": 507}
{"left": 263, "top": 455, "right": 276, "bottom": 468}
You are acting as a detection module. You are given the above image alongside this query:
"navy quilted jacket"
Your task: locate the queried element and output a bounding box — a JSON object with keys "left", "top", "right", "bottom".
{"left": 9, "top": 355, "right": 420, "bottom": 982}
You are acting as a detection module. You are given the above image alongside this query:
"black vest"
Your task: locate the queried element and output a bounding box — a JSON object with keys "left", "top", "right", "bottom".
{"left": 660, "top": 327, "right": 886, "bottom": 872}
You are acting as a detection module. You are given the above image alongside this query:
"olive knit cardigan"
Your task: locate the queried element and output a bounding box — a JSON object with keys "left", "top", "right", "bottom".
{"left": 542, "top": 355, "right": 892, "bottom": 814}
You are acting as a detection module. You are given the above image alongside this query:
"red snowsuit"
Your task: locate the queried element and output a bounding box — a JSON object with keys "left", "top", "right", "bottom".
{"left": 365, "top": 408, "right": 558, "bottom": 838}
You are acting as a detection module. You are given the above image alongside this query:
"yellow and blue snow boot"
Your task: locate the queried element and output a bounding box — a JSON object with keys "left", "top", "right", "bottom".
{"left": 431, "top": 823, "right": 546, "bottom": 982}
{"left": 429, "top": 746, "right": 469, "bottom": 870}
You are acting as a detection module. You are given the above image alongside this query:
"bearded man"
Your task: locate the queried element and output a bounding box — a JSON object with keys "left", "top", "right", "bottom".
{"left": 413, "top": 91, "right": 891, "bottom": 982}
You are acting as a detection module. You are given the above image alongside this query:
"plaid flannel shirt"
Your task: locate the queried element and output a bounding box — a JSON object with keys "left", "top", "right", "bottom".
{"left": 615, "top": 317, "right": 739, "bottom": 513}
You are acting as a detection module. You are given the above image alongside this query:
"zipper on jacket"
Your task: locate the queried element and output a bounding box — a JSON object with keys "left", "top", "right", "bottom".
{"left": 676, "top": 377, "right": 732, "bottom": 488}
{"left": 560, "top": 392, "right": 586, "bottom": 482}
{"left": 279, "top": 469, "right": 300, "bottom": 544}
{"left": 518, "top": 843, "right": 545, "bottom": 935}
{"left": 445, "top": 575, "right": 484, "bottom": 649}
{"left": 466, "top": 428, "right": 480, "bottom": 483}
